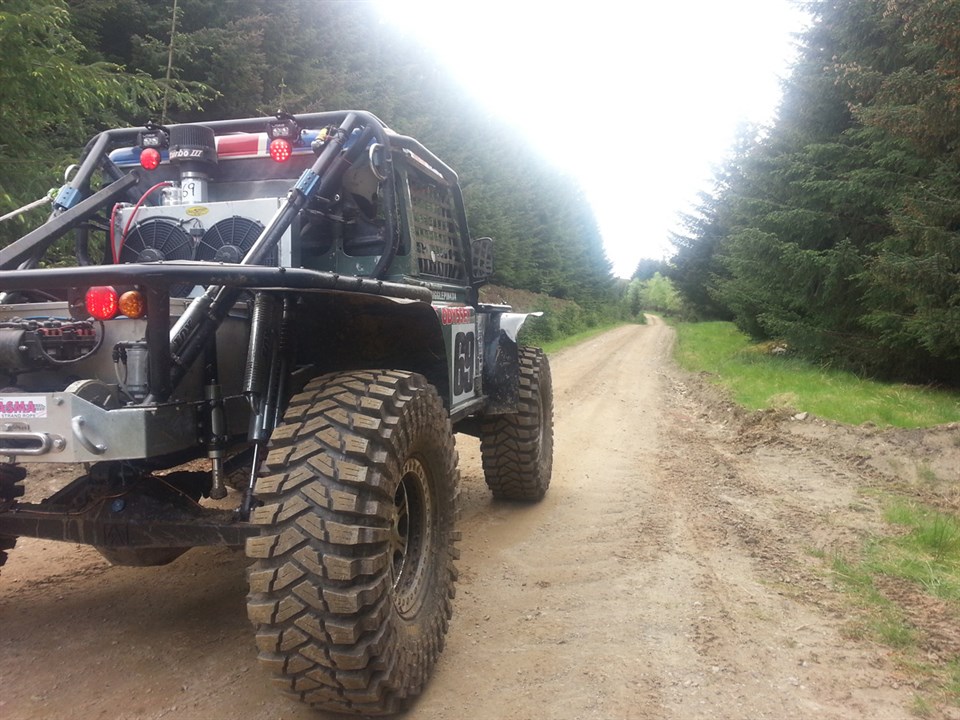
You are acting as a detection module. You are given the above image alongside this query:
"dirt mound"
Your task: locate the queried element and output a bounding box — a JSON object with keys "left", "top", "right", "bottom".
{"left": 675, "top": 367, "right": 960, "bottom": 511}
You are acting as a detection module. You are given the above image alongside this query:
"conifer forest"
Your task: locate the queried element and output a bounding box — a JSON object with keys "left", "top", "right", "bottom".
{"left": 1, "top": 0, "right": 958, "bottom": 385}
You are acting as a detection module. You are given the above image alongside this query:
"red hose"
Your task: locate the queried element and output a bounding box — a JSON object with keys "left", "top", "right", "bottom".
{"left": 109, "top": 202, "right": 121, "bottom": 263}
{"left": 115, "top": 181, "right": 173, "bottom": 261}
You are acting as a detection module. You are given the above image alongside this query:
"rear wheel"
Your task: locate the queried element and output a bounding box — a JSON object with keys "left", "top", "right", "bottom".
{"left": 0, "top": 535, "right": 15, "bottom": 567}
{"left": 0, "top": 463, "right": 24, "bottom": 567}
{"left": 480, "top": 346, "right": 554, "bottom": 500}
{"left": 246, "top": 370, "right": 459, "bottom": 715}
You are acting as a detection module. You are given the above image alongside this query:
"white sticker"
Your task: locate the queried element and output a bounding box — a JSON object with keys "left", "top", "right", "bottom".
{"left": 0, "top": 397, "right": 47, "bottom": 419}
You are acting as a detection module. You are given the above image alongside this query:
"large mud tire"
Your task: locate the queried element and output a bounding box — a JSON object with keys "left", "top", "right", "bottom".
{"left": 246, "top": 370, "right": 459, "bottom": 715}
{"left": 0, "top": 535, "right": 15, "bottom": 568}
{"left": 0, "top": 464, "right": 24, "bottom": 567}
{"left": 479, "top": 346, "right": 554, "bottom": 501}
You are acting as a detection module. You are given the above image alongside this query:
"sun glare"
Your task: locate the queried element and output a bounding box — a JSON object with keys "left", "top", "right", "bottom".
{"left": 375, "top": 1, "right": 809, "bottom": 276}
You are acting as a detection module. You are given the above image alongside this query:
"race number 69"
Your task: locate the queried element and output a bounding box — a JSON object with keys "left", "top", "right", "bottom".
{"left": 453, "top": 331, "right": 475, "bottom": 395}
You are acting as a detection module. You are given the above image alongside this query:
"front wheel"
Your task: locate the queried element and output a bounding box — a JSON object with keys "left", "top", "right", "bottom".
{"left": 480, "top": 346, "right": 554, "bottom": 501}
{"left": 246, "top": 370, "right": 459, "bottom": 715}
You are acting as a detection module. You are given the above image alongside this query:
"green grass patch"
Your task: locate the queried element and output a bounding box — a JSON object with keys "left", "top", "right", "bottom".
{"left": 948, "top": 660, "right": 960, "bottom": 701}
{"left": 879, "top": 502, "right": 960, "bottom": 600}
{"left": 828, "top": 498, "right": 960, "bottom": 709}
{"left": 912, "top": 693, "right": 935, "bottom": 717}
{"left": 539, "top": 321, "right": 628, "bottom": 355}
{"left": 674, "top": 321, "right": 960, "bottom": 428}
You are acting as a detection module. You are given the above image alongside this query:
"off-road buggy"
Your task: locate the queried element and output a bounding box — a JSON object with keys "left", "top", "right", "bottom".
{"left": 0, "top": 110, "right": 553, "bottom": 715}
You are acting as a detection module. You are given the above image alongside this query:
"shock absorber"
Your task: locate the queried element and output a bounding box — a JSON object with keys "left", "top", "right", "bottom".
{"left": 204, "top": 340, "right": 227, "bottom": 500}
{"left": 272, "top": 296, "right": 296, "bottom": 429}
{"left": 240, "top": 292, "right": 280, "bottom": 519}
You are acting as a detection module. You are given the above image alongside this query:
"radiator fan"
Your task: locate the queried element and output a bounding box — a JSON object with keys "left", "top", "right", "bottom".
{"left": 196, "top": 216, "right": 274, "bottom": 265}
{"left": 119, "top": 218, "right": 195, "bottom": 296}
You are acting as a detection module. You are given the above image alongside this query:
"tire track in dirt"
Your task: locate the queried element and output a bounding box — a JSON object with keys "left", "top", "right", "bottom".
{"left": 652, "top": 371, "right": 917, "bottom": 719}
{"left": 416, "top": 322, "right": 680, "bottom": 719}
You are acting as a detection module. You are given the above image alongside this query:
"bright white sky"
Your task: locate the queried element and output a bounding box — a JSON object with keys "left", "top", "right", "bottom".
{"left": 375, "top": 1, "right": 810, "bottom": 277}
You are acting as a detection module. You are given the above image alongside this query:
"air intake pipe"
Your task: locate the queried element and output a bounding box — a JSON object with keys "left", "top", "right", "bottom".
{"left": 168, "top": 125, "right": 217, "bottom": 205}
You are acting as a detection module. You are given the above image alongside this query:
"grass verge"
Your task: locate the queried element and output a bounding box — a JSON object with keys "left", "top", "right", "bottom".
{"left": 674, "top": 321, "right": 960, "bottom": 428}
{"left": 539, "top": 321, "right": 629, "bottom": 355}
{"left": 830, "top": 496, "right": 960, "bottom": 710}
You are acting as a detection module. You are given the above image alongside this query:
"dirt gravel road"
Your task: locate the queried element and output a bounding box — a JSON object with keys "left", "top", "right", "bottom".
{"left": 2, "top": 319, "right": 956, "bottom": 719}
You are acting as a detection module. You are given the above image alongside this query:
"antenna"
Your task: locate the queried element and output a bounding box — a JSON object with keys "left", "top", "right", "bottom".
{"left": 161, "top": 0, "right": 180, "bottom": 124}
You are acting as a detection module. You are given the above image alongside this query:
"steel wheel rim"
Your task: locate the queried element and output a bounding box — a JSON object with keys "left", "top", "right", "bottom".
{"left": 390, "top": 456, "right": 434, "bottom": 617}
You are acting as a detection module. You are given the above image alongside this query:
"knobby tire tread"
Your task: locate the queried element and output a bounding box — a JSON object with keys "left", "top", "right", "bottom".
{"left": 246, "top": 369, "right": 459, "bottom": 716}
{"left": 0, "top": 535, "right": 14, "bottom": 567}
{"left": 479, "top": 346, "right": 554, "bottom": 501}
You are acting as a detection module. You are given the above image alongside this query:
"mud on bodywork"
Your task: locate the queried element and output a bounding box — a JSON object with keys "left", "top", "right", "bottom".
{"left": 0, "top": 109, "right": 553, "bottom": 716}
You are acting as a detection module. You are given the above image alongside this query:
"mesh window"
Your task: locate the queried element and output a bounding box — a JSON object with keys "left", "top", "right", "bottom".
{"left": 409, "top": 177, "right": 465, "bottom": 281}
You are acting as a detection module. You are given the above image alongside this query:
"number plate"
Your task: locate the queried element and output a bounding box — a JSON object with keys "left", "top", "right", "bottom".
{"left": 436, "top": 306, "right": 480, "bottom": 409}
{"left": 451, "top": 325, "right": 476, "bottom": 404}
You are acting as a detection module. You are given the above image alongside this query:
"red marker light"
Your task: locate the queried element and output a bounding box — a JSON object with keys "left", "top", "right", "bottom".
{"left": 85, "top": 286, "right": 119, "bottom": 320}
{"left": 269, "top": 138, "right": 293, "bottom": 162}
{"left": 140, "top": 147, "right": 162, "bottom": 170}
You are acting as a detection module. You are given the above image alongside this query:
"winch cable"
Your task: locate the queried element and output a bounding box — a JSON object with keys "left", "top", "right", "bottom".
{"left": 0, "top": 194, "right": 53, "bottom": 224}
{"left": 0, "top": 172, "right": 141, "bottom": 271}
